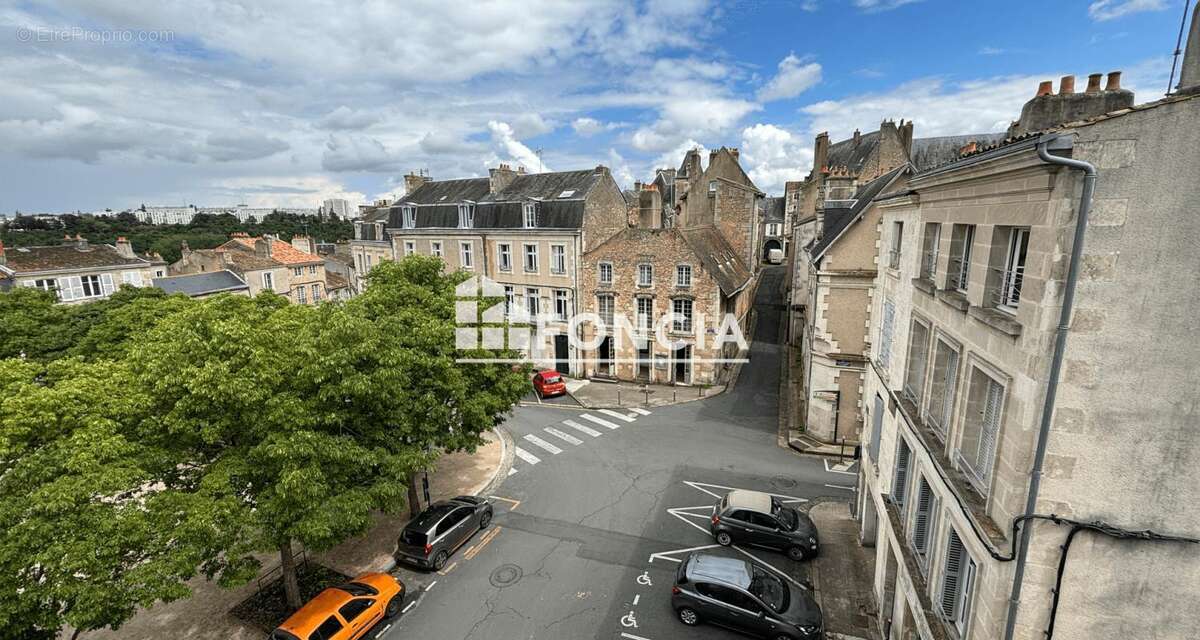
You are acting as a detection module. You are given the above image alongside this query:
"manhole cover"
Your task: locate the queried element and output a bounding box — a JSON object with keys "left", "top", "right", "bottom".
{"left": 489, "top": 563, "right": 523, "bottom": 588}
{"left": 771, "top": 475, "right": 797, "bottom": 489}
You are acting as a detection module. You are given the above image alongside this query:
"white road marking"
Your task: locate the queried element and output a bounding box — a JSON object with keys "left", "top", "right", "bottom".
{"left": 629, "top": 407, "right": 652, "bottom": 416}
{"left": 514, "top": 447, "right": 541, "bottom": 465}
{"left": 621, "top": 633, "right": 652, "bottom": 640}
{"left": 599, "top": 409, "right": 636, "bottom": 422}
{"left": 732, "top": 546, "right": 807, "bottom": 589}
{"left": 667, "top": 508, "right": 715, "bottom": 536}
{"left": 402, "top": 601, "right": 416, "bottom": 613}
{"left": 683, "top": 480, "right": 808, "bottom": 503}
{"left": 508, "top": 467, "right": 518, "bottom": 476}
{"left": 633, "top": 594, "right": 641, "bottom": 605}
{"left": 648, "top": 543, "right": 721, "bottom": 563}
{"left": 824, "top": 458, "right": 858, "bottom": 475}
{"left": 523, "top": 433, "right": 564, "bottom": 455}
{"left": 425, "top": 581, "right": 437, "bottom": 592}
{"left": 563, "top": 419, "right": 602, "bottom": 437}
{"left": 581, "top": 413, "right": 621, "bottom": 430}
{"left": 544, "top": 427, "right": 583, "bottom": 445}
{"left": 380, "top": 623, "right": 392, "bottom": 634}
{"left": 825, "top": 483, "right": 856, "bottom": 491}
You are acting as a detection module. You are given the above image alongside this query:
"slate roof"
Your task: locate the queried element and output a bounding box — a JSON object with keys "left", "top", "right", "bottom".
{"left": 1, "top": 242, "right": 151, "bottom": 274}
{"left": 826, "top": 131, "right": 880, "bottom": 173}
{"left": 810, "top": 165, "right": 906, "bottom": 262}
{"left": 910, "top": 133, "right": 1007, "bottom": 172}
{"left": 762, "top": 197, "right": 785, "bottom": 223}
{"left": 153, "top": 270, "right": 248, "bottom": 297}
{"left": 485, "top": 169, "right": 600, "bottom": 202}
{"left": 326, "top": 272, "right": 349, "bottom": 291}
{"left": 680, "top": 227, "right": 753, "bottom": 296}
{"left": 400, "top": 178, "right": 491, "bottom": 205}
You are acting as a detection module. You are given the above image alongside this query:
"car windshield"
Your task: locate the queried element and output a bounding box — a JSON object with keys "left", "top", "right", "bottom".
{"left": 335, "top": 581, "right": 379, "bottom": 597}
{"left": 774, "top": 504, "right": 799, "bottom": 531}
{"left": 748, "top": 565, "right": 789, "bottom": 613}
{"left": 542, "top": 375, "right": 561, "bottom": 383}
{"left": 399, "top": 529, "right": 427, "bottom": 546}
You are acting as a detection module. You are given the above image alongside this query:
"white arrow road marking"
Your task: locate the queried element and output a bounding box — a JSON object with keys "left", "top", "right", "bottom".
{"left": 544, "top": 427, "right": 583, "bottom": 445}
{"left": 648, "top": 543, "right": 721, "bottom": 563}
{"left": 513, "top": 447, "right": 541, "bottom": 465}
{"left": 523, "top": 434, "right": 563, "bottom": 455}
{"left": 683, "top": 480, "right": 809, "bottom": 504}
{"left": 629, "top": 407, "right": 651, "bottom": 416}
{"left": 598, "top": 409, "right": 636, "bottom": 422}
{"left": 508, "top": 468, "right": 518, "bottom": 476}
{"left": 581, "top": 413, "right": 621, "bottom": 430}
{"left": 667, "top": 508, "right": 715, "bottom": 536}
{"left": 562, "top": 419, "right": 602, "bottom": 437}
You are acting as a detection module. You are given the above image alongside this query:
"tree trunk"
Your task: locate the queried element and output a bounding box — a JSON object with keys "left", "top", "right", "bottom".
{"left": 407, "top": 471, "right": 422, "bottom": 518}
{"left": 279, "top": 540, "right": 302, "bottom": 610}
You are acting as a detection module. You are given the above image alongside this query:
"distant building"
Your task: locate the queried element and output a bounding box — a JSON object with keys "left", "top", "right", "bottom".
{"left": 322, "top": 198, "right": 353, "bottom": 220}
{"left": 169, "top": 233, "right": 332, "bottom": 305}
{"left": 0, "top": 235, "right": 166, "bottom": 303}
{"left": 136, "top": 205, "right": 197, "bottom": 225}
{"left": 152, "top": 270, "right": 250, "bottom": 298}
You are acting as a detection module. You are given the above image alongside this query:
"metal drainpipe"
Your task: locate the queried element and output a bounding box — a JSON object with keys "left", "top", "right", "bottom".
{"left": 1002, "top": 135, "right": 1097, "bottom": 640}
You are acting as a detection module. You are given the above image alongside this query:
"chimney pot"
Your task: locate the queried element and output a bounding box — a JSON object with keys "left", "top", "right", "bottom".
{"left": 1036, "top": 80, "right": 1053, "bottom": 96}
{"left": 1059, "top": 75, "right": 1075, "bottom": 94}
{"left": 1105, "top": 71, "right": 1122, "bottom": 91}
{"left": 1085, "top": 73, "right": 1103, "bottom": 93}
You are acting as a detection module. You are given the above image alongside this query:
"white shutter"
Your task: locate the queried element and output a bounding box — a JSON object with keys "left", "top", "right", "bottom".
{"left": 56, "top": 277, "right": 73, "bottom": 301}
{"left": 100, "top": 273, "right": 115, "bottom": 296}
{"left": 892, "top": 439, "right": 911, "bottom": 506}
{"left": 913, "top": 479, "right": 932, "bottom": 553}
{"left": 878, "top": 301, "right": 895, "bottom": 368}
{"left": 941, "top": 530, "right": 965, "bottom": 619}
{"left": 940, "top": 350, "right": 959, "bottom": 425}
{"left": 978, "top": 379, "right": 1003, "bottom": 484}
{"left": 69, "top": 276, "right": 85, "bottom": 300}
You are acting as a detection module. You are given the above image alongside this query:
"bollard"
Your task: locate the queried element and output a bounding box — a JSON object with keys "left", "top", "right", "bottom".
{"left": 644, "top": 389, "right": 650, "bottom": 406}
{"left": 617, "top": 389, "right": 621, "bottom": 406}
{"left": 674, "top": 390, "right": 677, "bottom": 403}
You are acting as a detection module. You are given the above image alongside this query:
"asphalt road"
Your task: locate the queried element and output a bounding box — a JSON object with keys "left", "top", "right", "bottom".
{"left": 382, "top": 266, "right": 857, "bottom": 640}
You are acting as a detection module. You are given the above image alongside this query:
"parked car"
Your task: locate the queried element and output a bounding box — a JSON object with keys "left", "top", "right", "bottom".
{"left": 395, "top": 495, "right": 493, "bottom": 570}
{"left": 270, "top": 572, "right": 405, "bottom": 640}
{"left": 767, "top": 248, "right": 785, "bottom": 264}
{"left": 711, "top": 489, "right": 820, "bottom": 560}
{"left": 532, "top": 370, "right": 567, "bottom": 398}
{"left": 672, "top": 552, "right": 823, "bottom": 639}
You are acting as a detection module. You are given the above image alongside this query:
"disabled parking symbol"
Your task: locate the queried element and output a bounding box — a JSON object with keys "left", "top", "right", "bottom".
{"left": 621, "top": 611, "right": 638, "bottom": 628}
{"left": 636, "top": 571, "right": 652, "bottom": 586}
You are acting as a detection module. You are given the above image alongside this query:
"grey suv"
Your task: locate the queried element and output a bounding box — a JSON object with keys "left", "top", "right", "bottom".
{"left": 395, "top": 495, "right": 493, "bottom": 571}
{"left": 671, "top": 552, "right": 823, "bottom": 639}
{"left": 711, "top": 490, "right": 820, "bottom": 560}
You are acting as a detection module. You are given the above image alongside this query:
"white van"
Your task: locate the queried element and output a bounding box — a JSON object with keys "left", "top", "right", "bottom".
{"left": 766, "top": 248, "right": 785, "bottom": 264}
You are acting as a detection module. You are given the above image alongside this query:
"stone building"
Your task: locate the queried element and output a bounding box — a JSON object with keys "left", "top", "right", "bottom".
{"left": 170, "top": 233, "right": 332, "bottom": 305}
{"left": 856, "top": 61, "right": 1200, "bottom": 640}
{"left": 760, "top": 196, "right": 787, "bottom": 260}
{"left": 579, "top": 147, "right": 760, "bottom": 385}
{"left": 0, "top": 235, "right": 165, "bottom": 303}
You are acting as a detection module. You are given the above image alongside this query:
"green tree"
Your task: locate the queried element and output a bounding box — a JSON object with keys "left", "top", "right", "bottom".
{"left": 0, "top": 288, "right": 76, "bottom": 361}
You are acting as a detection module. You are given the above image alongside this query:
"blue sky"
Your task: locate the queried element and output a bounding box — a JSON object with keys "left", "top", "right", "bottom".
{"left": 0, "top": 0, "right": 1188, "bottom": 212}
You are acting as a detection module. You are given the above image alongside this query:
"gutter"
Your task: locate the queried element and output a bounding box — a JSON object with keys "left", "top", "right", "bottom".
{"left": 1001, "top": 134, "right": 1096, "bottom": 640}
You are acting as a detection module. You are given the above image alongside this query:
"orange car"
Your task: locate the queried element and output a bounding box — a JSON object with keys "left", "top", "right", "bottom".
{"left": 270, "top": 572, "right": 405, "bottom": 640}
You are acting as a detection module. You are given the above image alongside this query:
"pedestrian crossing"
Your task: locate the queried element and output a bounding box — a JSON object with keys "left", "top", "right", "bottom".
{"left": 509, "top": 409, "right": 652, "bottom": 476}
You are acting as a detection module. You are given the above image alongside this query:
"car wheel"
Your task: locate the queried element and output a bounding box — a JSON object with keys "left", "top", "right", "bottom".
{"left": 432, "top": 550, "right": 449, "bottom": 571}
{"left": 715, "top": 531, "right": 733, "bottom": 546}
{"left": 677, "top": 607, "right": 700, "bottom": 626}
{"left": 787, "top": 545, "right": 807, "bottom": 561}
{"left": 480, "top": 510, "right": 493, "bottom": 529}
{"left": 385, "top": 595, "right": 403, "bottom": 619}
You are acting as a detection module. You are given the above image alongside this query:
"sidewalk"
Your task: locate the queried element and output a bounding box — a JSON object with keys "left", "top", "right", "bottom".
{"left": 807, "top": 501, "right": 880, "bottom": 640}
{"left": 76, "top": 430, "right": 509, "bottom": 640}
{"left": 566, "top": 377, "right": 726, "bottom": 409}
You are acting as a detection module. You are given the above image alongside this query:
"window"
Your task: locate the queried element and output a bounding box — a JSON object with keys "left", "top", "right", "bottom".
{"left": 311, "top": 283, "right": 321, "bottom": 302}
{"left": 708, "top": 180, "right": 717, "bottom": 193}
{"left": 767, "top": 223, "right": 781, "bottom": 236}
{"left": 297, "top": 286, "right": 307, "bottom": 304}
{"left": 458, "top": 204, "right": 475, "bottom": 228}
{"left": 941, "top": 529, "right": 977, "bottom": 634}
{"left": 637, "top": 263, "right": 653, "bottom": 287}
{"left": 121, "top": 272, "right": 143, "bottom": 287}
{"left": 920, "top": 222, "right": 941, "bottom": 282}
{"left": 926, "top": 339, "right": 960, "bottom": 439}
{"left": 498, "top": 243, "right": 512, "bottom": 271}
{"left": 889, "top": 221, "right": 904, "bottom": 269}
{"left": 32, "top": 278, "right": 57, "bottom": 292}
{"left": 550, "top": 245, "right": 566, "bottom": 274}
{"left": 676, "top": 265, "right": 692, "bottom": 287}
{"left": 995, "top": 227, "right": 1028, "bottom": 312}
{"left": 504, "top": 286, "right": 515, "bottom": 318}
{"left": 366, "top": 255, "right": 373, "bottom": 267}
{"left": 891, "top": 438, "right": 911, "bottom": 507}
{"left": 309, "top": 265, "right": 317, "bottom": 275}
{"left": 402, "top": 206, "right": 415, "bottom": 228}
{"left": 672, "top": 298, "right": 693, "bottom": 332}
{"left": 339, "top": 598, "right": 375, "bottom": 624}
{"left": 557, "top": 189, "right": 575, "bottom": 198}
{"left": 355, "top": 254, "right": 364, "bottom": 272}
{"left": 404, "top": 240, "right": 416, "bottom": 256}
{"left": 525, "top": 288, "right": 540, "bottom": 320}
{"left": 460, "top": 242, "right": 473, "bottom": 268}
{"left": 636, "top": 297, "right": 652, "bottom": 331}
{"left": 958, "top": 366, "right": 1005, "bottom": 494}
{"left": 436, "top": 508, "right": 470, "bottom": 536}
{"left": 554, "top": 289, "right": 568, "bottom": 322}
{"left": 155, "top": 269, "right": 165, "bottom": 278}
{"left": 523, "top": 244, "right": 539, "bottom": 273}
{"left": 598, "top": 262, "right": 613, "bottom": 286}
{"left": 314, "top": 615, "right": 343, "bottom": 640}
{"left": 597, "top": 295, "right": 614, "bottom": 326}
{"left": 262, "top": 272, "right": 275, "bottom": 291}
{"left": 904, "top": 320, "right": 930, "bottom": 404}
{"left": 948, "top": 224, "right": 975, "bottom": 292}
{"left": 868, "top": 394, "right": 884, "bottom": 463}
{"left": 523, "top": 202, "right": 537, "bottom": 228}
{"left": 877, "top": 300, "right": 895, "bottom": 369}
{"left": 431, "top": 241, "right": 443, "bottom": 258}
{"left": 911, "top": 475, "right": 937, "bottom": 562}
{"left": 292, "top": 267, "right": 303, "bottom": 277}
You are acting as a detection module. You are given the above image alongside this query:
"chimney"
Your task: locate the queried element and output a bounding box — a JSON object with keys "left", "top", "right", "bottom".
{"left": 729, "top": 147, "right": 739, "bottom": 160}
{"left": 634, "top": 181, "right": 643, "bottom": 191}
{"left": 594, "top": 164, "right": 609, "bottom": 176}
{"left": 1036, "top": 80, "right": 1054, "bottom": 96}
{"left": 488, "top": 163, "right": 518, "bottom": 195}
{"left": 900, "top": 120, "right": 914, "bottom": 157}
{"left": 403, "top": 171, "right": 430, "bottom": 195}
{"left": 74, "top": 234, "right": 88, "bottom": 251}
{"left": 852, "top": 129, "right": 861, "bottom": 144}
{"left": 1058, "top": 75, "right": 1075, "bottom": 94}
{"left": 1007, "top": 71, "right": 1134, "bottom": 137}
{"left": 1104, "top": 71, "right": 1122, "bottom": 91}
{"left": 291, "top": 235, "right": 313, "bottom": 254}
{"left": 114, "top": 236, "right": 136, "bottom": 258}
{"left": 256, "top": 236, "right": 273, "bottom": 259}
{"left": 1085, "top": 73, "right": 1103, "bottom": 94}
{"left": 813, "top": 132, "right": 830, "bottom": 177}
{"left": 1180, "top": 3, "right": 1200, "bottom": 93}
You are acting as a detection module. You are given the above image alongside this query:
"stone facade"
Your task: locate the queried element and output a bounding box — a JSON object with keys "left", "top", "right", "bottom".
{"left": 0, "top": 236, "right": 165, "bottom": 304}
{"left": 170, "top": 234, "right": 330, "bottom": 305}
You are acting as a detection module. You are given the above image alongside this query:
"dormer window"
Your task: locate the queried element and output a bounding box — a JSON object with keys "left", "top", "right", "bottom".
{"left": 558, "top": 190, "right": 575, "bottom": 198}
{"left": 523, "top": 202, "right": 537, "bottom": 228}
{"left": 458, "top": 204, "right": 474, "bottom": 228}
{"left": 708, "top": 180, "right": 717, "bottom": 193}
{"left": 402, "top": 206, "right": 415, "bottom": 229}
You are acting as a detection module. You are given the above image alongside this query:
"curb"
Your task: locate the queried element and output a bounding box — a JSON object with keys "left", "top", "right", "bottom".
{"left": 475, "top": 425, "right": 514, "bottom": 498}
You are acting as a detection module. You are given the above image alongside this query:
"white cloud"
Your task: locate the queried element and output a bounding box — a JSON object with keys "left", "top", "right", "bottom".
{"left": 573, "top": 117, "right": 605, "bottom": 137}
{"left": 212, "top": 175, "right": 367, "bottom": 209}
{"left": 852, "top": 0, "right": 923, "bottom": 12}
{"left": 318, "top": 106, "right": 382, "bottom": 130}
{"left": 651, "top": 139, "right": 708, "bottom": 177}
{"left": 487, "top": 120, "right": 547, "bottom": 172}
{"left": 978, "top": 46, "right": 1005, "bottom": 56}
{"left": 1088, "top": 0, "right": 1167, "bottom": 21}
{"left": 510, "top": 112, "right": 555, "bottom": 138}
{"left": 739, "top": 124, "right": 813, "bottom": 196}
{"left": 757, "top": 53, "right": 822, "bottom": 102}
{"left": 321, "top": 134, "right": 400, "bottom": 172}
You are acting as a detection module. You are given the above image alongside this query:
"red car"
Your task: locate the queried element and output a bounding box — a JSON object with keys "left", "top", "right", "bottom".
{"left": 532, "top": 370, "right": 567, "bottom": 398}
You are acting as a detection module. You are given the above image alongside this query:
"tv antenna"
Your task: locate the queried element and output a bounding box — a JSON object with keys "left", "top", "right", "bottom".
{"left": 1167, "top": 0, "right": 1193, "bottom": 95}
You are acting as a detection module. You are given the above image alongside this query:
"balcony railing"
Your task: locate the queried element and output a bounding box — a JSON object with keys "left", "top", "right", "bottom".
{"left": 990, "top": 265, "right": 1024, "bottom": 312}
{"left": 919, "top": 250, "right": 938, "bottom": 282}
{"left": 947, "top": 256, "right": 970, "bottom": 292}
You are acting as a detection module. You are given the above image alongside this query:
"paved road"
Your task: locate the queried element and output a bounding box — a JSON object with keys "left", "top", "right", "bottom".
{"left": 382, "top": 266, "right": 857, "bottom": 640}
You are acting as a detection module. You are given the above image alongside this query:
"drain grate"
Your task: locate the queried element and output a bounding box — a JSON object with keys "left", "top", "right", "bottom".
{"left": 489, "top": 563, "right": 523, "bottom": 588}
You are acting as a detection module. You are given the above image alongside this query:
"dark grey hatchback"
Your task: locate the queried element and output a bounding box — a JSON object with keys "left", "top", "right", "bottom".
{"left": 395, "top": 495, "right": 493, "bottom": 571}
{"left": 671, "top": 552, "right": 823, "bottom": 640}
{"left": 711, "top": 490, "right": 820, "bottom": 561}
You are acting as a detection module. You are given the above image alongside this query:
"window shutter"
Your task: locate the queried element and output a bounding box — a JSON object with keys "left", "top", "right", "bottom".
{"left": 892, "top": 440, "right": 910, "bottom": 505}
{"left": 56, "top": 277, "right": 73, "bottom": 301}
{"left": 100, "top": 273, "right": 115, "bottom": 296}
{"left": 69, "top": 276, "right": 84, "bottom": 300}
{"left": 940, "top": 350, "right": 958, "bottom": 424}
{"left": 869, "top": 394, "right": 884, "bottom": 462}
{"left": 941, "top": 529, "right": 965, "bottom": 619}
{"left": 979, "top": 379, "right": 1003, "bottom": 484}
{"left": 913, "top": 479, "right": 932, "bottom": 553}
